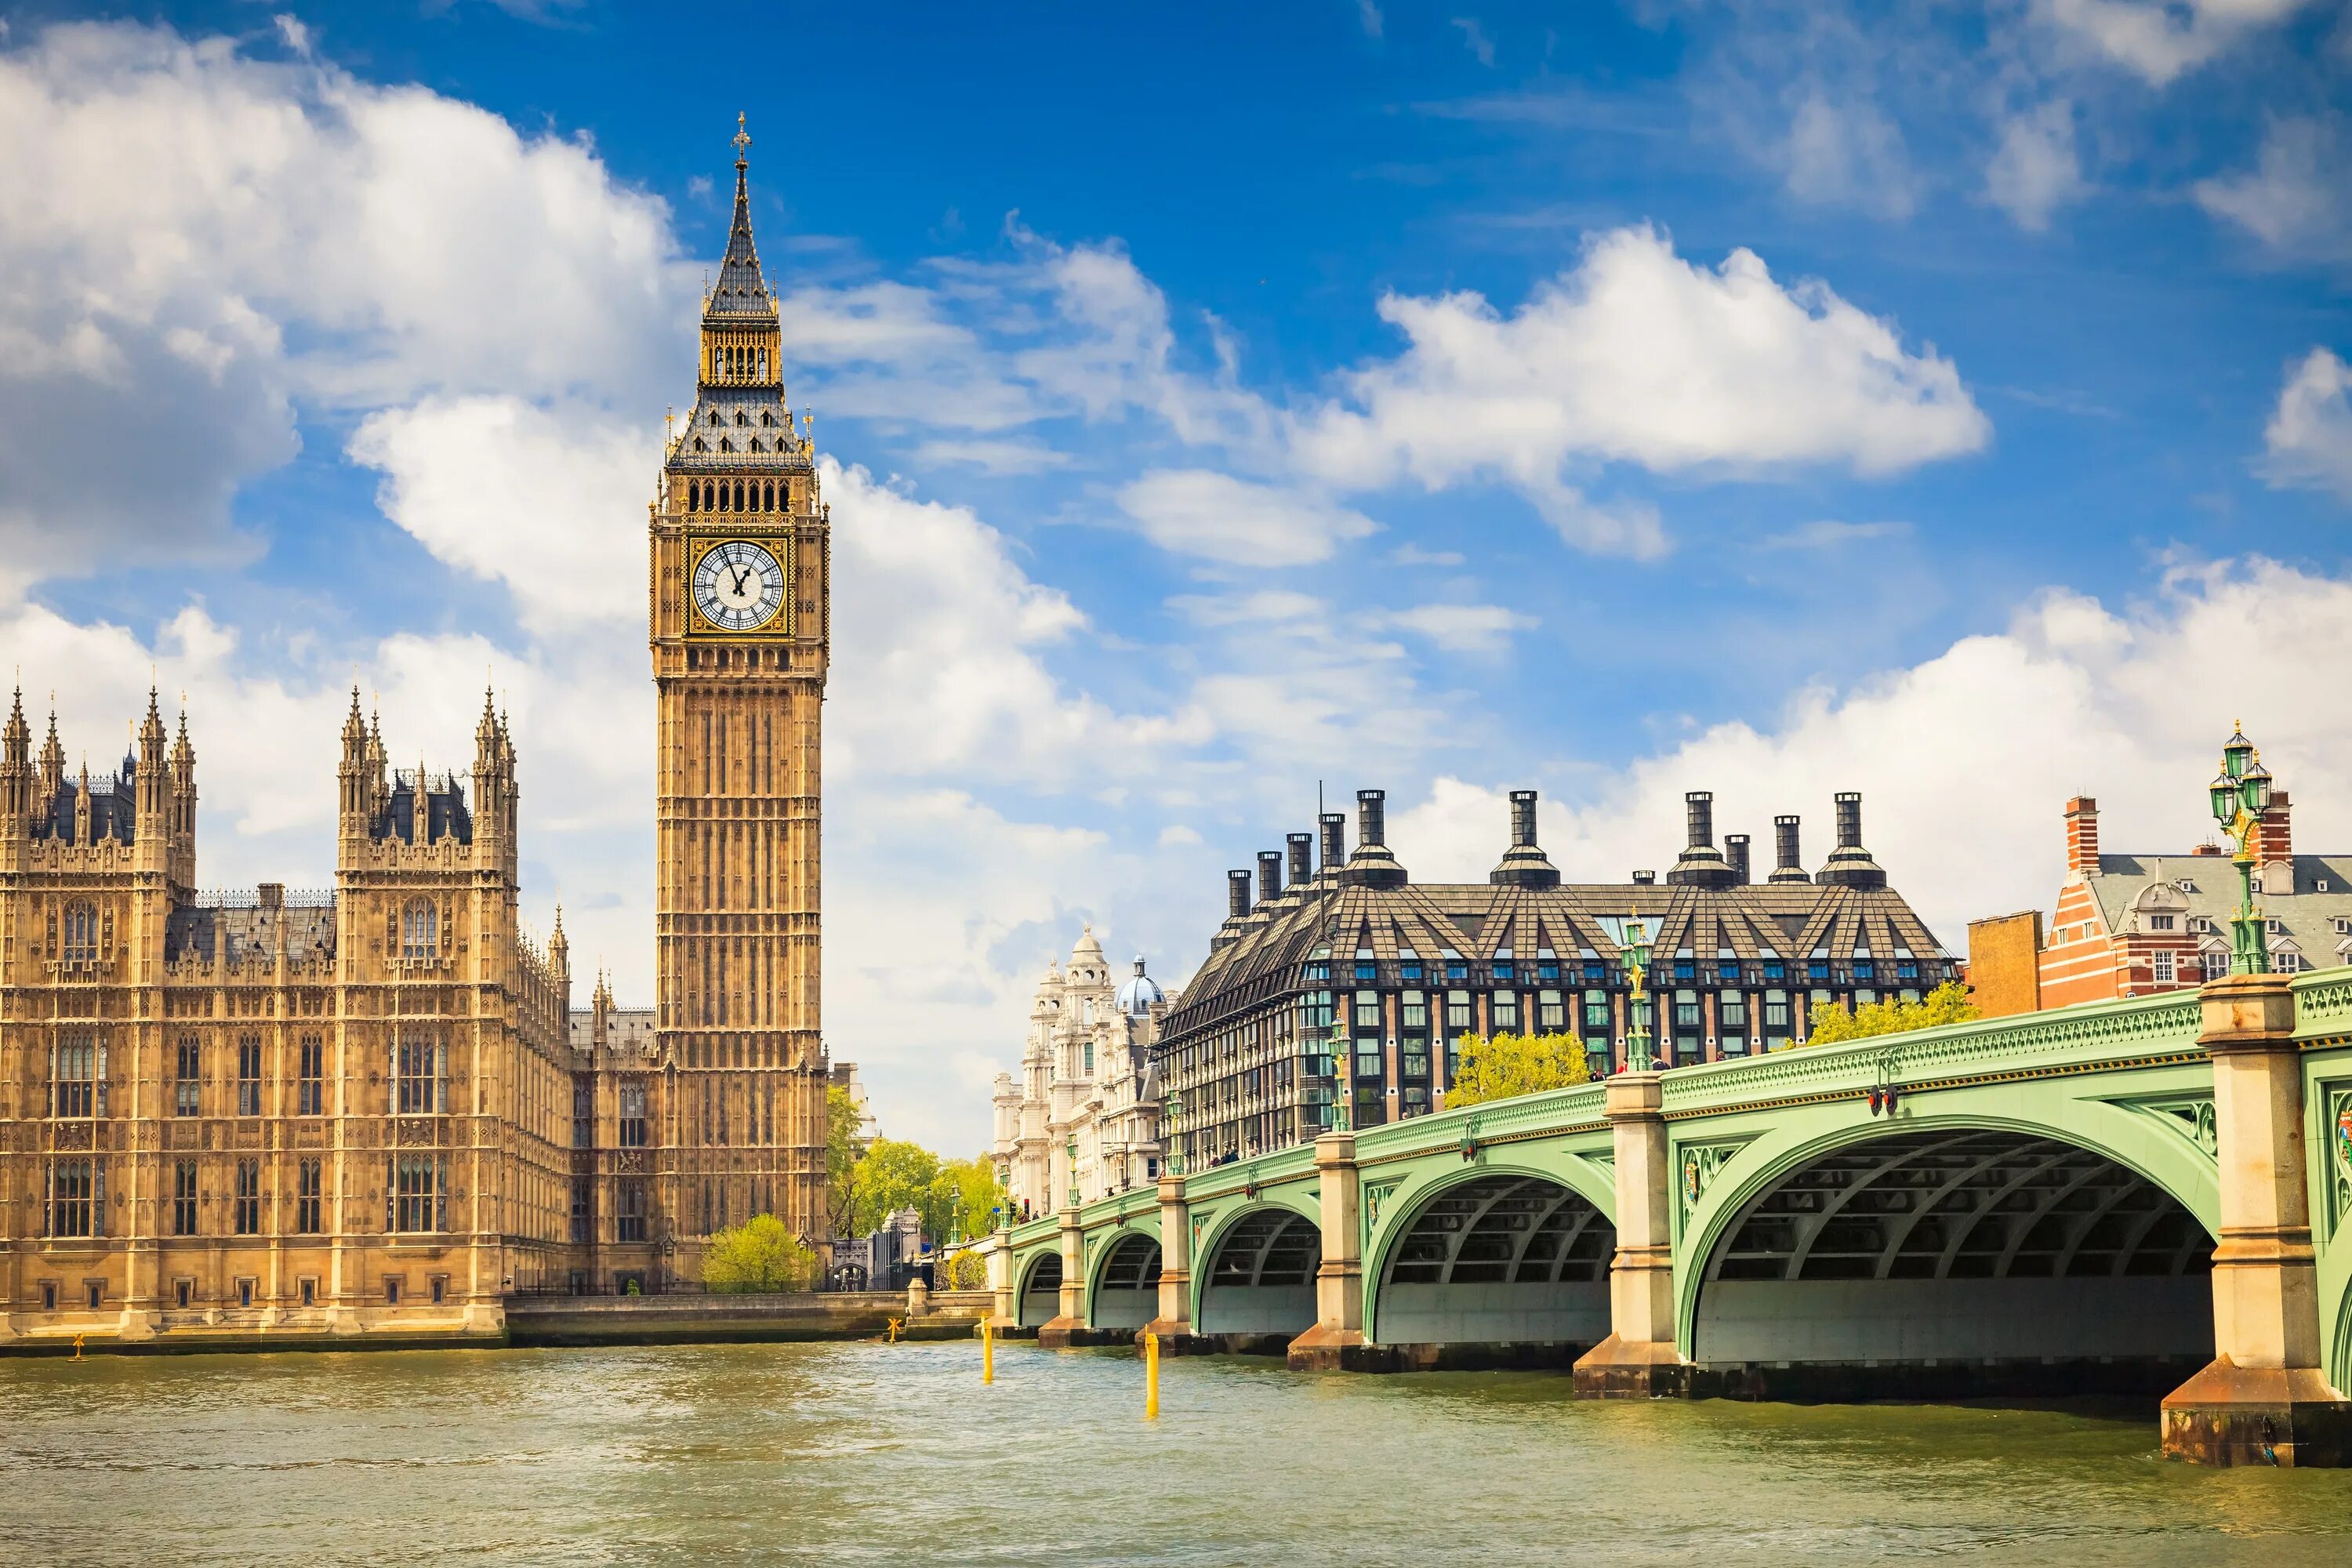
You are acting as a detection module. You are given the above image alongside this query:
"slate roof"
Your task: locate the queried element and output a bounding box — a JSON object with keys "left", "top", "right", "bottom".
{"left": 2080, "top": 852, "right": 2352, "bottom": 966}
{"left": 1163, "top": 863, "right": 1951, "bottom": 1041}
{"left": 165, "top": 899, "right": 338, "bottom": 965}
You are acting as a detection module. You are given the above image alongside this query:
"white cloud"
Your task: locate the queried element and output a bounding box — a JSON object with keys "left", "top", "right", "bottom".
{"left": 349, "top": 397, "right": 654, "bottom": 634}
{"left": 1453, "top": 17, "right": 1497, "bottom": 67}
{"left": 0, "top": 20, "right": 694, "bottom": 574}
{"left": 1985, "top": 100, "right": 2085, "bottom": 230}
{"left": 1383, "top": 602, "right": 1537, "bottom": 655}
{"left": 2195, "top": 116, "right": 2352, "bottom": 260}
{"left": 826, "top": 459, "right": 1209, "bottom": 785}
{"left": 2262, "top": 347, "right": 2352, "bottom": 502}
{"left": 1761, "top": 519, "right": 1912, "bottom": 550}
{"left": 1116, "top": 470, "right": 1377, "bottom": 566}
{"left": 1385, "top": 555, "right": 2352, "bottom": 946}
{"left": 1290, "top": 226, "right": 1988, "bottom": 553}
{"left": 2042, "top": 0, "right": 2308, "bottom": 86}
{"left": 1782, "top": 89, "right": 1918, "bottom": 219}
{"left": 1358, "top": 2, "right": 1385, "bottom": 40}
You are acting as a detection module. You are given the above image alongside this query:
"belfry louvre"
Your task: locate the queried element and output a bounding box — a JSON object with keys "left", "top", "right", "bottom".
{"left": 1155, "top": 787, "right": 1956, "bottom": 1168}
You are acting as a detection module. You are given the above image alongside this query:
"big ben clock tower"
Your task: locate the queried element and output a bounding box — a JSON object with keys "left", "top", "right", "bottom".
{"left": 651, "top": 117, "right": 829, "bottom": 1261}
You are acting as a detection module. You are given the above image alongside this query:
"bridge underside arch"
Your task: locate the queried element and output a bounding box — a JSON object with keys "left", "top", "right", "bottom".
{"left": 1695, "top": 1128, "right": 2213, "bottom": 1385}
{"left": 1091, "top": 1233, "right": 1162, "bottom": 1330}
{"left": 1375, "top": 1173, "right": 1615, "bottom": 1348}
{"left": 1017, "top": 1252, "right": 1062, "bottom": 1329}
{"left": 1197, "top": 1209, "right": 1320, "bottom": 1337}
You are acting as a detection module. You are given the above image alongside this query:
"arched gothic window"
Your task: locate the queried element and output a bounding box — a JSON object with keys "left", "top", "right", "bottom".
{"left": 693, "top": 438, "right": 707, "bottom": 453}
{"left": 760, "top": 411, "right": 775, "bottom": 428}
{"left": 719, "top": 438, "right": 734, "bottom": 453}
{"left": 401, "top": 898, "right": 437, "bottom": 962}
{"left": 735, "top": 410, "right": 748, "bottom": 426}
{"left": 763, "top": 481, "right": 775, "bottom": 510}
{"left": 61, "top": 900, "right": 98, "bottom": 961}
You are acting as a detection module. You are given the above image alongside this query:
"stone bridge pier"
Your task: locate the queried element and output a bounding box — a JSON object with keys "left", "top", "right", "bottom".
{"left": 2161, "top": 975, "right": 2352, "bottom": 1466}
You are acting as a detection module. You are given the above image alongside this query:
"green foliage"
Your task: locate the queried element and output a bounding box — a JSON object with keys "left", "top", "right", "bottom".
{"left": 1803, "top": 982, "right": 1978, "bottom": 1046}
{"left": 702, "top": 1213, "right": 818, "bottom": 1294}
{"left": 824, "top": 1086, "right": 866, "bottom": 1236}
{"left": 1444, "top": 1031, "right": 1592, "bottom": 1108}
{"left": 940, "top": 1248, "right": 989, "bottom": 1290}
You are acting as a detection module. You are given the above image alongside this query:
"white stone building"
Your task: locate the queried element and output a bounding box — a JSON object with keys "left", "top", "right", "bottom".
{"left": 992, "top": 928, "right": 1171, "bottom": 1222}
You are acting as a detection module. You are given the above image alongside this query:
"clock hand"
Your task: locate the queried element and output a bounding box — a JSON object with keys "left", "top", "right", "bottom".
{"left": 730, "top": 564, "right": 753, "bottom": 597}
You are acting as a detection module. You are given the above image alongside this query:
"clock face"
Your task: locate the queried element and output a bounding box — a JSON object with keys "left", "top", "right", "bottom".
{"left": 692, "top": 539, "right": 786, "bottom": 633}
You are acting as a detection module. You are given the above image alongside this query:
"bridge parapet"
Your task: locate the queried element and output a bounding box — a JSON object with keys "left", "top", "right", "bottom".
{"left": 1659, "top": 987, "right": 2205, "bottom": 1118}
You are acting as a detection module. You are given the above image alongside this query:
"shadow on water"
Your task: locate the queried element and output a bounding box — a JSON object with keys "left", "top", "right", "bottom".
{"left": 5, "top": 1340, "right": 2352, "bottom": 1566}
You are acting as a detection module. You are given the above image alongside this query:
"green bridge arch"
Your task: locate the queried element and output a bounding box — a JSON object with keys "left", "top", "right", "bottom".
{"left": 1359, "top": 1150, "right": 1617, "bottom": 1347}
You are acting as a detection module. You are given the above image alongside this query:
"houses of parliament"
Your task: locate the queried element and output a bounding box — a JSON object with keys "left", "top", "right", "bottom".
{"left": 0, "top": 125, "right": 829, "bottom": 1345}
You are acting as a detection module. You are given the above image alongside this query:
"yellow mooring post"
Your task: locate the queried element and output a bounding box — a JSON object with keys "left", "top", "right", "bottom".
{"left": 1145, "top": 1330, "right": 1160, "bottom": 1420}
{"left": 71, "top": 1333, "right": 85, "bottom": 1362}
{"left": 887, "top": 1317, "right": 902, "bottom": 1343}
{"left": 982, "top": 1315, "right": 995, "bottom": 1384}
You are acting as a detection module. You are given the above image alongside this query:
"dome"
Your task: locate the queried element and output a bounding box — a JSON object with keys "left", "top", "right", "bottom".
{"left": 1114, "top": 956, "right": 1164, "bottom": 1017}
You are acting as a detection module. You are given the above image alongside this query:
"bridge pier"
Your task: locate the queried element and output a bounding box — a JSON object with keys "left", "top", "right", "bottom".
{"left": 1289, "top": 1131, "right": 1382, "bottom": 1370}
{"left": 1573, "top": 1072, "right": 1693, "bottom": 1397}
{"left": 1036, "top": 1207, "right": 1089, "bottom": 1349}
{"left": 2162, "top": 975, "right": 2352, "bottom": 1466}
{"left": 986, "top": 1226, "right": 1014, "bottom": 1327}
{"left": 1138, "top": 1171, "right": 1215, "bottom": 1356}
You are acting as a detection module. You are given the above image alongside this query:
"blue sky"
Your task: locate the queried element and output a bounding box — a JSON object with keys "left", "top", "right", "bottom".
{"left": 2, "top": 2, "right": 2349, "bottom": 1148}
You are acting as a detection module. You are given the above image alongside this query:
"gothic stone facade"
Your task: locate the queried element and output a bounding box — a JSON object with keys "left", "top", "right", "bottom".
{"left": 0, "top": 690, "right": 576, "bottom": 1344}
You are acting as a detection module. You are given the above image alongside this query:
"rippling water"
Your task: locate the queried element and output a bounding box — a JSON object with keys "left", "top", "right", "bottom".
{"left": 7, "top": 1341, "right": 2352, "bottom": 1566}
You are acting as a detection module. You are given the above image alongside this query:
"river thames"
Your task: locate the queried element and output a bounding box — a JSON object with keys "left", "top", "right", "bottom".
{"left": 7, "top": 1341, "right": 2352, "bottom": 1566}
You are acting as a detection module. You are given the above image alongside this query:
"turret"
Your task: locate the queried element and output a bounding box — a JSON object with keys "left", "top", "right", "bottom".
{"left": 38, "top": 703, "right": 64, "bottom": 815}
{"left": 2, "top": 687, "right": 31, "bottom": 828}
{"left": 169, "top": 705, "right": 198, "bottom": 880}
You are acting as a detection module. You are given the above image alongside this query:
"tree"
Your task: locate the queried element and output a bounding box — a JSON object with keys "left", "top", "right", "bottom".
{"left": 939, "top": 1248, "right": 989, "bottom": 1290}
{"left": 850, "top": 1137, "right": 942, "bottom": 1237}
{"left": 824, "top": 1085, "right": 866, "bottom": 1237}
{"left": 702, "top": 1213, "right": 817, "bottom": 1293}
{"left": 1802, "top": 982, "right": 1977, "bottom": 1047}
{"left": 1444, "top": 1031, "right": 1592, "bottom": 1108}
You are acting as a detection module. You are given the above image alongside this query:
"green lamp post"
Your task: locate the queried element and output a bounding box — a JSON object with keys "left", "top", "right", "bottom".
{"left": 1622, "top": 912, "right": 1657, "bottom": 1073}
{"left": 2209, "top": 723, "right": 2275, "bottom": 976}
{"left": 1163, "top": 1089, "right": 1184, "bottom": 1178}
{"left": 1065, "top": 1134, "right": 1080, "bottom": 1209}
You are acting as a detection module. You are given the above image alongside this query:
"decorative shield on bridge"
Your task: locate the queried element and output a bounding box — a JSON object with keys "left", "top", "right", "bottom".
{"left": 2337, "top": 1102, "right": 2352, "bottom": 1174}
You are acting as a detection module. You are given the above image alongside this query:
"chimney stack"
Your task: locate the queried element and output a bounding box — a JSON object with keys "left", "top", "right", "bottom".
{"left": 1686, "top": 790, "right": 1714, "bottom": 850}
{"left": 1491, "top": 787, "right": 1561, "bottom": 888}
{"left": 1341, "top": 788, "right": 1409, "bottom": 888}
{"left": 1258, "top": 850, "right": 1283, "bottom": 907}
{"left": 1835, "top": 791, "right": 1863, "bottom": 850}
{"left": 1769, "top": 815, "right": 1809, "bottom": 884}
{"left": 1817, "top": 791, "right": 1887, "bottom": 889}
{"left": 1667, "top": 789, "right": 1736, "bottom": 887}
{"left": 2259, "top": 790, "right": 2294, "bottom": 892}
{"left": 1319, "top": 812, "right": 1346, "bottom": 874}
{"left": 1725, "top": 833, "right": 1751, "bottom": 885}
{"left": 1287, "top": 832, "right": 1312, "bottom": 887}
{"left": 1227, "top": 869, "right": 1252, "bottom": 920}
{"left": 2063, "top": 795, "right": 2100, "bottom": 880}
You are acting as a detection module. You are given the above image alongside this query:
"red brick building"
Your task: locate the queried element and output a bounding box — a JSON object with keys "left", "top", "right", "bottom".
{"left": 1973, "top": 783, "right": 2350, "bottom": 1016}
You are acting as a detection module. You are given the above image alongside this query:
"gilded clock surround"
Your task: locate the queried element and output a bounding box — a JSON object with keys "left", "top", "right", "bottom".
{"left": 684, "top": 535, "right": 795, "bottom": 637}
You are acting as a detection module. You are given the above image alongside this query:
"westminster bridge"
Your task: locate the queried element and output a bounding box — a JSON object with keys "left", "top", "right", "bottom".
{"left": 991, "top": 971, "right": 2352, "bottom": 1465}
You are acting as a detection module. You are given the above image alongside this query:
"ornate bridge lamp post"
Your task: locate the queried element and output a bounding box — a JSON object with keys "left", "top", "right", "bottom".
{"left": 1622, "top": 913, "right": 1657, "bottom": 1073}
{"left": 2209, "top": 724, "right": 2275, "bottom": 975}
{"left": 1065, "top": 1134, "right": 1080, "bottom": 1210}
